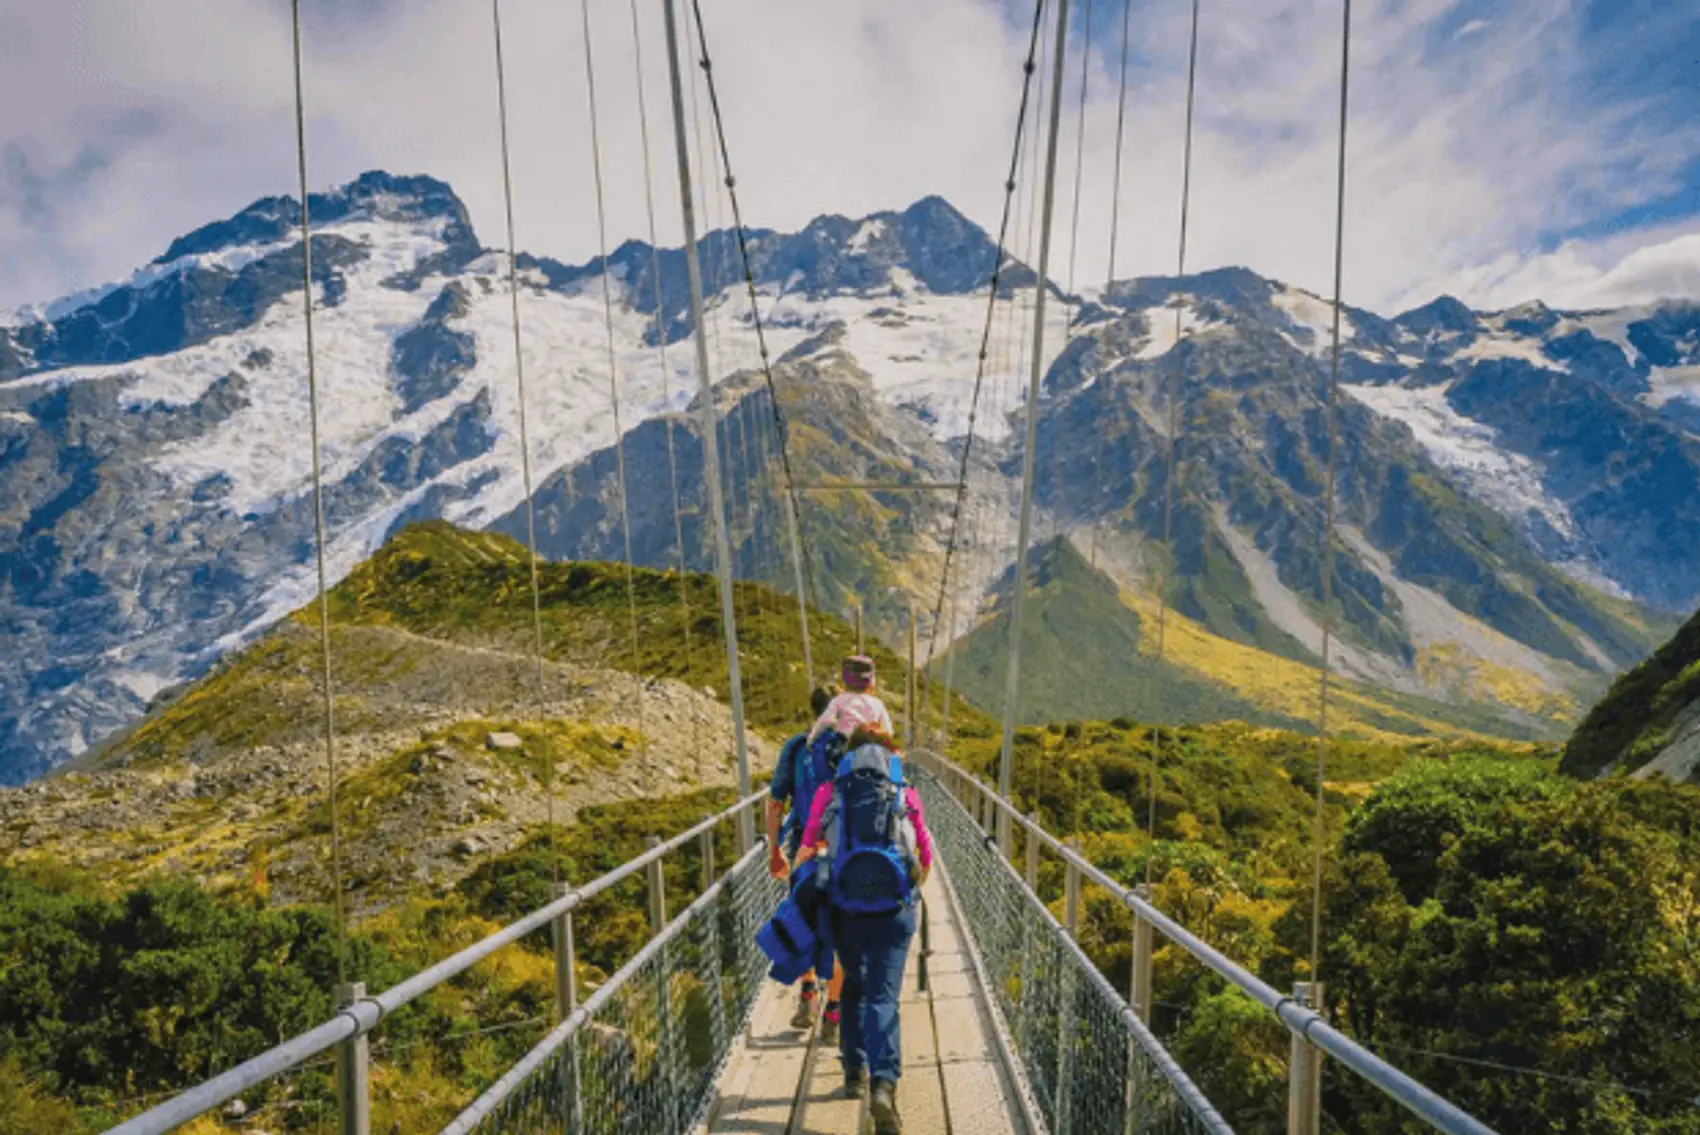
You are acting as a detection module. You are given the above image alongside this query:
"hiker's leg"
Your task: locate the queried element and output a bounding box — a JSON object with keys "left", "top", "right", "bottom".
{"left": 860, "top": 906, "right": 916, "bottom": 1083}
{"left": 835, "top": 917, "right": 869, "bottom": 1075}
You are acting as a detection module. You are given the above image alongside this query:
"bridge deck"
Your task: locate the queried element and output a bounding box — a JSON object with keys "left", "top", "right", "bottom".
{"left": 702, "top": 862, "right": 1028, "bottom": 1135}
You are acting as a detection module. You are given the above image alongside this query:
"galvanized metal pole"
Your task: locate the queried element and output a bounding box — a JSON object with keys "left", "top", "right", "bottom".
{"left": 646, "top": 835, "right": 677, "bottom": 1133}
{"left": 1057, "top": 838, "right": 1082, "bottom": 1135}
{"left": 1024, "top": 812, "right": 1041, "bottom": 891}
{"left": 1130, "top": 884, "right": 1154, "bottom": 1021}
{"left": 1288, "top": 982, "right": 1325, "bottom": 1135}
{"left": 1125, "top": 883, "right": 1156, "bottom": 1135}
{"left": 698, "top": 827, "right": 716, "bottom": 892}
{"left": 998, "top": 0, "right": 1072, "bottom": 855}
{"left": 552, "top": 882, "right": 576, "bottom": 1020}
{"left": 334, "top": 983, "right": 370, "bottom": 1135}
{"left": 661, "top": 0, "right": 753, "bottom": 852}
{"left": 551, "top": 881, "right": 582, "bottom": 1133}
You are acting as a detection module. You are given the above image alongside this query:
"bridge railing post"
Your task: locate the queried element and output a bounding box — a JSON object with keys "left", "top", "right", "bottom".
{"left": 1287, "top": 981, "right": 1325, "bottom": 1135}
{"left": 1056, "top": 841, "right": 1082, "bottom": 1135}
{"left": 1124, "top": 884, "right": 1155, "bottom": 1135}
{"left": 647, "top": 836, "right": 679, "bottom": 1135}
{"left": 334, "top": 982, "right": 370, "bottom": 1135}
{"left": 551, "top": 882, "right": 583, "bottom": 1133}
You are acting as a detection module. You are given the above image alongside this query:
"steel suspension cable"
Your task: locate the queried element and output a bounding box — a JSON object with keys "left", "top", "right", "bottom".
{"left": 578, "top": 0, "right": 651, "bottom": 763}
{"left": 1142, "top": 0, "right": 1202, "bottom": 888}
{"left": 625, "top": 0, "right": 701, "bottom": 721}
{"left": 687, "top": 0, "right": 820, "bottom": 684}
{"left": 1310, "top": 0, "right": 1353, "bottom": 985}
{"left": 1051, "top": 0, "right": 1094, "bottom": 568}
{"left": 288, "top": 0, "right": 348, "bottom": 983}
{"left": 998, "top": 0, "right": 1074, "bottom": 851}
{"left": 920, "top": 0, "right": 1049, "bottom": 716}
{"left": 1062, "top": 0, "right": 1095, "bottom": 838}
{"left": 488, "top": 0, "right": 560, "bottom": 886}
{"left": 1089, "top": 0, "right": 1136, "bottom": 571}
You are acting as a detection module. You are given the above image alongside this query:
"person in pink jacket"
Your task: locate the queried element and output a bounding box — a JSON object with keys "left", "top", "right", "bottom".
{"left": 794, "top": 725, "right": 932, "bottom": 1134}
{"left": 807, "top": 655, "right": 894, "bottom": 744}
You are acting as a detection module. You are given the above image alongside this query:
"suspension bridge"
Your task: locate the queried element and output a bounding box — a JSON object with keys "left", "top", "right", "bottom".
{"left": 99, "top": 0, "right": 1510, "bottom": 1131}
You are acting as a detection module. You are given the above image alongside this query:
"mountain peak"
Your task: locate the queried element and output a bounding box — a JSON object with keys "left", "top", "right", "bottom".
{"left": 155, "top": 170, "right": 477, "bottom": 267}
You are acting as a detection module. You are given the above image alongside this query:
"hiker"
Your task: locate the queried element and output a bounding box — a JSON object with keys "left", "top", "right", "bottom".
{"left": 766, "top": 685, "right": 846, "bottom": 1038}
{"left": 807, "top": 655, "right": 893, "bottom": 745}
{"left": 795, "top": 724, "right": 932, "bottom": 1135}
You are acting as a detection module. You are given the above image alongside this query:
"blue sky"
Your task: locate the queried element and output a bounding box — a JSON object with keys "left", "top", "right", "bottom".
{"left": 1, "top": 0, "right": 1697, "bottom": 315}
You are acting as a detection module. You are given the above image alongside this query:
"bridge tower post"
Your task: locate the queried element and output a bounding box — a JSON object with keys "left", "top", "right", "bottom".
{"left": 1287, "top": 981, "right": 1325, "bottom": 1135}
{"left": 334, "top": 982, "right": 370, "bottom": 1135}
{"left": 661, "top": 0, "right": 753, "bottom": 854}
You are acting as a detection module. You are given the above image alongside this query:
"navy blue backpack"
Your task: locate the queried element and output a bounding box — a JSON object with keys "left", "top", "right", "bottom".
{"left": 816, "top": 746, "right": 915, "bottom": 916}
{"left": 793, "top": 729, "right": 847, "bottom": 832}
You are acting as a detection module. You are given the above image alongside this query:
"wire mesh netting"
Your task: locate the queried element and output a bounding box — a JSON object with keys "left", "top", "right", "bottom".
{"left": 448, "top": 843, "right": 784, "bottom": 1135}
{"left": 917, "top": 770, "right": 1233, "bottom": 1135}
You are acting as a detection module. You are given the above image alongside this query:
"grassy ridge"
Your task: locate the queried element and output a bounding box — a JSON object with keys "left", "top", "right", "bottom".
{"left": 937, "top": 537, "right": 1563, "bottom": 740}
{"left": 1563, "top": 604, "right": 1700, "bottom": 779}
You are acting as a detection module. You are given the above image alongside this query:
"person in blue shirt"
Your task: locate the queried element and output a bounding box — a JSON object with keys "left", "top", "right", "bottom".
{"left": 766, "top": 686, "right": 843, "bottom": 1036}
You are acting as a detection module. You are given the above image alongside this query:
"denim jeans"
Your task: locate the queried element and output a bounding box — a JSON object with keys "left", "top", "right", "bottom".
{"left": 832, "top": 904, "right": 917, "bottom": 1082}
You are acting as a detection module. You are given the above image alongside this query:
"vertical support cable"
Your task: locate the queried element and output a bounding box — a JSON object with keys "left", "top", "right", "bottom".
{"left": 490, "top": 0, "right": 561, "bottom": 882}
{"left": 1310, "top": 0, "right": 1353, "bottom": 983}
{"left": 686, "top": 0, "right": 820, "bottom": 689}
{"left": 662, "top": 0, "right": 754, "bottom": 847}
{"left": 921, "top": 0, "right": 1048, "bottom": 724}
{"left": 1092, "top": 0, "right": 1135, "bottom": 572}
{"left": 625, "top": 0, "right": 700, "bottom": 718}
{"left": 998, "top": 0, "right": 1073, "bottom": 854}
{"left": 578, "top": 0, "right": 651, "bottom": 761}
{"left": 1146, "top": 0, "right": 1202, "bottom": 887}
{"left": 288, "top": 0, "right": 347, "bottom": 985}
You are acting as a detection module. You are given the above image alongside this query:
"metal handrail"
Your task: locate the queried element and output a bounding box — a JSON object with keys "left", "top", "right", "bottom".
{"left": 108, "top": 791, "right": 768, "bottom": 1135}
{"left": 911, "top": 750, "right": 1499, "bottom": 1135}
{"left": 438, "top": 840, "right": 768, "bottom": 1133}
{"left": 920, "top": 766, "right": 1233, "bottom": 1134}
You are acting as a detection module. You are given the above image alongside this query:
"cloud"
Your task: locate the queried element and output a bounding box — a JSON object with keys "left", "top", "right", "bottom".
{"left": 1430, "top": 224, "right": 1700, "bottom": 310}
{"left": 1, "top": 0, "right": 1698, "bottom": 318}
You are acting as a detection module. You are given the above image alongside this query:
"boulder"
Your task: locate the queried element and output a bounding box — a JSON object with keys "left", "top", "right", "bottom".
{"left": 485, "top": 732, "right": 523, "bottom": 751}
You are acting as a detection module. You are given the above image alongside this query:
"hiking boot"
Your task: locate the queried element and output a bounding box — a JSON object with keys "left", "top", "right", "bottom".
{"left": 790, "top": 993, "right": 816, "bottom": 1031}
{"left": 841, "top": 1068, "right": 868, "bottom": 1099}
{"left": 870, "top": 1078, "right": 901, "bottom": 1134}
{"left": 819, "top": 1005, "right": 840, "bottom": 1046}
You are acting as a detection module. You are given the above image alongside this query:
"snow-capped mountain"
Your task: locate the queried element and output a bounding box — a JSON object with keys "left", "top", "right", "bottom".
{"left": 1, "top": 170, "right": 1694, "bottom": 781}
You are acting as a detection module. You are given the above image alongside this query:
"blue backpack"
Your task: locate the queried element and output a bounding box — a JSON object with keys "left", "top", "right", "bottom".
{"left": 816, "top": 746, "right": 915, "bottom": 915}
{"left": 793, "top": 729, "right": 847, "bottom": 830}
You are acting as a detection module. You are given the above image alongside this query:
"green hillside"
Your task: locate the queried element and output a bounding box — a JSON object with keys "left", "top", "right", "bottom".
{"left": 937, "top": 536, "right": 1563, "bottom": 740}
{"left": 1562, "top": 604, "right": 1700, "bottom": 781}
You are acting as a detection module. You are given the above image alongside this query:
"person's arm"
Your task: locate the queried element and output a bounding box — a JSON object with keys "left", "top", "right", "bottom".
{"left": 876, "top": 698, "right": 895, "bottom": 737}
{"left": 766, "top": 799, "right": 789, "bottom": 877}
{"left": 793, "top": 783, "right": 834, "bottom": 866}
{"left": 904, "top": 787, "right": 933, "bottom": 880}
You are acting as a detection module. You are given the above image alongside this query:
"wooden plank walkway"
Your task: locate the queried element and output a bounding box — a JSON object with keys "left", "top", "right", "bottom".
{"left": 701, "top": 864, "right": 1028, "bottom": 1135}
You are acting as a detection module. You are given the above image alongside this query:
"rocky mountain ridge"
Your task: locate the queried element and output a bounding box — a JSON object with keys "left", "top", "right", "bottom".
{"left": 2, "top": 169, "right": 1696, "bottom": 779}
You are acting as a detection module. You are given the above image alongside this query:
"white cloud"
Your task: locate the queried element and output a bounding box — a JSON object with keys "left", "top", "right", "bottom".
{"left": 1, "top": 0, "right": 1698, "bottom": 318}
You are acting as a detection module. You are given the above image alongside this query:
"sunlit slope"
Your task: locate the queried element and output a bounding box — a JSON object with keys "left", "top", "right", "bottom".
{"left": 939, "top": 537, "right": 1569, "bottom": 740}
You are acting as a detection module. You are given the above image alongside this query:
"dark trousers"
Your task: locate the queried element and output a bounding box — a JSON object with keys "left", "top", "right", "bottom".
{"left": 832, "top": 905, "right": 916, "bottom": 1082}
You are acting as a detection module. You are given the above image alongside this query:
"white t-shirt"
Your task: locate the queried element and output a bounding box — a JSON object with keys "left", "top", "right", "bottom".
{"left": 807, "top": 691, "right": 894, "bottom": 743}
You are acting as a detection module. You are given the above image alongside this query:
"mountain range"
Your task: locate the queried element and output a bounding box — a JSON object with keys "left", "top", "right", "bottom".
{"left": 3, "top": 169, "right": 1698, "bottom": 782}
